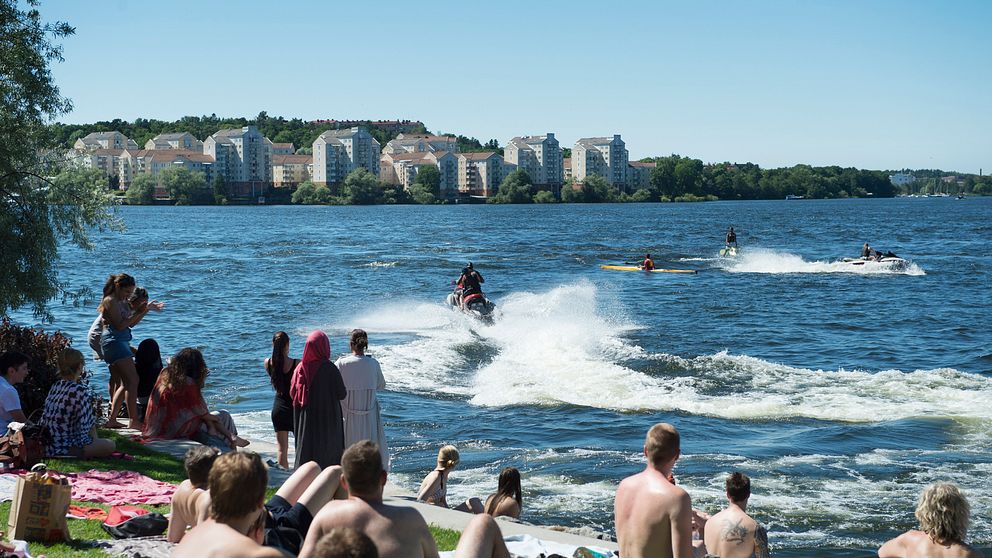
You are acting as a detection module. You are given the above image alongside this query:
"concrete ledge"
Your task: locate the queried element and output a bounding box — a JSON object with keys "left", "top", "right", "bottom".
{"left": 134, "top": 430, "right": 617, "bottom": 551}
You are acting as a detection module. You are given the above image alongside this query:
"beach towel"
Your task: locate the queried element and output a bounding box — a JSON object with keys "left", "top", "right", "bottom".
{"left": 0, "top": 471, "right": 21, "bottom": 501}
{"left": 439, "top": 534, "right": 615, "bottom": 558}
{"left": 67, "top": 505, "right": 108, "bottom": 521}
{"left": 92, "top": 535, "right": 173, "bottom": 558}
{"left": 68, "top": 469, "right": 176, "bottom": 506}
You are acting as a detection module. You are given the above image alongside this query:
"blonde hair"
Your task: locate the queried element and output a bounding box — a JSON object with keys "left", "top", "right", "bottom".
{"left": 645, "top": 423, "right": 680, "bottom": 466}
{"left": 437, "top": 445, "right": 460, "bottom": 469}
{"left": 915, "top": 482, "right": 970, "bottom": 544}
{"left": 57, "top": 348, "right": 85, "bottom": 380}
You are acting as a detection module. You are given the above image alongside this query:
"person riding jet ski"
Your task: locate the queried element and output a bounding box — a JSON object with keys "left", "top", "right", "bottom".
{"left": 454, "top": 263, "right": 485, "bottom": 309}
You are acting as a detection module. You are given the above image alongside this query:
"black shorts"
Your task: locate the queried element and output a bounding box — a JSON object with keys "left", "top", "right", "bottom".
{"left": 263, "top": 495, "right": 313, "bottom": 555}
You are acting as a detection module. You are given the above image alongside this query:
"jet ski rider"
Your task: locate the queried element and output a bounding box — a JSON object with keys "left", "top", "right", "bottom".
{"left": 862, "top": 242, "right": 872, "bottom": 259}
{"left": 726, "top": 227, "right": 737, "bottom": 247}
{"left": 456, "top": 263, "right": 485, "bottom": 309}
{"left": 641, "top": 254, "right": 655, "bottom": 271}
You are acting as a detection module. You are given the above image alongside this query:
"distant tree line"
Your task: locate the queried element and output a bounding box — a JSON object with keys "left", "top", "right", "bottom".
{"left": 48, "top": 112, "right": 430, "bottom": 153}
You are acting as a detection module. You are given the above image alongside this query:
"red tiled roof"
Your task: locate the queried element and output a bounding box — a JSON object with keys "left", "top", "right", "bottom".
{"left": 272, "top": 154, "right": 312, "bottom": 166}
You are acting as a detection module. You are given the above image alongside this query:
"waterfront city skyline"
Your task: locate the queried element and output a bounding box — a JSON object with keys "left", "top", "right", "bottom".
{"left": 46, "top": 0, "right": 991, "bottom": 173}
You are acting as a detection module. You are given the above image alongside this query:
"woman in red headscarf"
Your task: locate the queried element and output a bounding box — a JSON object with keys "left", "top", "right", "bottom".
{"left": 290, "top": 330, "right": 347, "bottom": 468}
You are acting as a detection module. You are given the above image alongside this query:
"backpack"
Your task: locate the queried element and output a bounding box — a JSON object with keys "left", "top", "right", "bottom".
{"left": 0, "top": 428, "right": 44, "bottom": 470}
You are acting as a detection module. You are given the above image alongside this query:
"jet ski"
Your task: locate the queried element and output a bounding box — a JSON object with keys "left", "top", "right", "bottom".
{"left": 841, "top": 250, "right": 908, "bottom": 270}
{"left": 719, "top": 245, "right": 738, "bottom": 257}
{"left": 446, "top": 289, "right": 497, "bottom": 323}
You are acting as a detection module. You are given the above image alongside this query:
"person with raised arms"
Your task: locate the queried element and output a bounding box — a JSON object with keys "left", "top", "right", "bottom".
{"left": 300, "top": 440, "right": 510, "bottom": 558}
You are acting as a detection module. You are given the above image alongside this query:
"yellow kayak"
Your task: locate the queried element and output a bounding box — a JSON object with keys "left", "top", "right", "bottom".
{"left": 600, "top": 265, "right": 698, "bottom": 274}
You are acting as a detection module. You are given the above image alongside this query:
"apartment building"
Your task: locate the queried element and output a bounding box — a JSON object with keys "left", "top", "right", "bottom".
{"left": 381, "top": 151, "right": 459, "bottom": 199}
{"left": 573, "top": 135, "right": 629, "bottom": 189}
{"left": 203, "top": 126, "right": 271, "bottom": 195}
{"left": 73, "top": 131, "right": 139, "bottom": 151}
{"left": 504, "top": 133, "right": 563, "bottom": 193}
{"left": 117, "top": 149, "right": 150, "bottom": 188}
{"left": 628, "top": 161, "right": 656, "bottom": 190}
{"left": 312, "top": 127, "right": 380, "bottom": 186}
{"left": 73, "top": 148, "right": 125, "bottom": 183}
{"left": 563, "top": 158, "right": 572, "bottom": 182}
{"left": 145, "top": 132, "right": 203, "bottom": 151}
{"left": 382, "top": 133, "right": 458, "bottom": 155}
{"left": 272, "top": 154, "right": 312, "bottom": 187}
{"left": 145, "top": 150, "right": 216, "bottom": 185}
{"left": 271, "top": 143, "right": 296, "bottom": 155}
{"left": 457, "top": 152, "right": 504, "bottom": 197}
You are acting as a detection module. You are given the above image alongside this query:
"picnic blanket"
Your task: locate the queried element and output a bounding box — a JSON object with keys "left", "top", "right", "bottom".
{"left": 92, "top": 536, "right": 173, "bottom": 558}
{"left": 439, "top": 534, "right": 615, "bottom": 558}
{"left": 68, "top": 469, "right": 176, "bottom": 506}
{"left": 0, "top": 471, "right": 20, "bottom": 502}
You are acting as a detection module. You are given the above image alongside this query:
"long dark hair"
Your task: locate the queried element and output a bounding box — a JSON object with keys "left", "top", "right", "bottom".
{"left": 162, "top": 347, "right": 208, "bottom": 391}
{"left": 484, "top": 467, "right": 522, "bottom": 516}
{"left": 135, "top": 338, "right": 163, "bottom": 396}
{"left": 267, "top": 331, "right": 290, "bottom": 390}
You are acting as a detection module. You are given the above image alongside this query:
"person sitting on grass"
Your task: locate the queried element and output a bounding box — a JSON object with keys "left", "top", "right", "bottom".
{"left": 40, "top": 348, "right": 115, "bottom": 458}
{"left": 0, "top": 351, "right": 30, "bottom": 432}
{"left": 172, "top": 451, "right": 285, "bottom": 558}
{"left": 878, "top": 482, "right": 982, "bottom": 558}
{"left": 168, "top": 446, "right": 220, "bottom": 543}
{"left": 311, "top": 527, "right": 379, "bottom": 558}
{"left": 300, "top": 440, "right": 511, "bottom": 558}
{"left": 143, "top": 347, "right": 248, "bottom": 451}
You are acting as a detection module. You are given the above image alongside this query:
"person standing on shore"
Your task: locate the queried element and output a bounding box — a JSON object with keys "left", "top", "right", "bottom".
{"left": 291, "top": 330, "right": 347, "bottom": 469}
{"left": 335, "top": 329, "right": 389, "bottom": 471}
{"left": 100, "top": 274, "right": 160, "bottom": 429}
{"left": 265, "top": 332, "right": 298, "bottom": 470}
{"left": 615, "top": 423, "right": 703, "bottom": 558}
{"left": 878, "top": 482, "right": 982, "bottom": 558}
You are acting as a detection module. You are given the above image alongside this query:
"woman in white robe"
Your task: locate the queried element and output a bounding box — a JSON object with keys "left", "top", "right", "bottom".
{"left": 334, "top": 329, "right": 389, "bottom": 470}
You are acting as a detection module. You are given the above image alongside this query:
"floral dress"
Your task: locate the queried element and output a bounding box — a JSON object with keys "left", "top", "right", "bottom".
{"left": 40, "top": 380, "right": 96, "bottom": 456}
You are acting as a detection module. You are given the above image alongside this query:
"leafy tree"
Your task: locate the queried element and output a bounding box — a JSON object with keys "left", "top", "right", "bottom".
{"left": 412, "top": 165, "right": 441, "bottom": 198}
{"left": 162, "top": 167, "right": 210, "bottom": 205}
{"left": 628, "top": 188, "right": 652, "bottom": 202}
{"left": 342, "top": 168, "right": 380, "bottom": 205}
{"left": 533, "top": 190, "right": 556, "bottom": 203}
{"left": 407, "top": 183, "right": 436, "bottom": 205}
{"left": 490, "top": 169, "right": 533, "bottom": 204}
{"left": 212, "top": 174, "right": 227, "bottom": 205}
{"left": 562, "top": 174, "right": 617, "bottom": 203}
{"left": 1, "top": 1, "right": 121, "bottom": 318}
{"left": 125, "top": 173, "right": 156, "bottom": 205}
{"left": 291, "top": 181, "right": 332, "bottom": 204}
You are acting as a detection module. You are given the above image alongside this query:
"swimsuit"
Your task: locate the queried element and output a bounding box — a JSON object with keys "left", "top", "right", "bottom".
{"left": 100, "top": 303, "right": 133, "bottom": 365}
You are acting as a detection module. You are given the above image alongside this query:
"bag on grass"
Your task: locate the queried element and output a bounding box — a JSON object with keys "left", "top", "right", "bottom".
{"left": 7, "top": 468, "right": 71, "bottom": 542}
{"left": 101, "top": 505, "right": 168, "bottom": 539}
{"left": 0, "top": 428, "right": 44, "bottom": 470}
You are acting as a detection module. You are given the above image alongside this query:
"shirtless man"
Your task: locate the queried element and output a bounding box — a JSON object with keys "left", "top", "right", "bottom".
{"left": 878, "top": 482, "right": 982, "bottom": 558}
{"left": 167, "top": 446, "right": 219, "bottom": 543}
{"left": 300, "top": 440, "right": 509, "bottom": 558}
{"left": 615, "top": 423, "right": 702, "bottom": 558}
{"left": 702, "top": 472, "right": 769, "bottom": 558}
{"left": 173, "top": 451, "right": 287, "bottom": 558}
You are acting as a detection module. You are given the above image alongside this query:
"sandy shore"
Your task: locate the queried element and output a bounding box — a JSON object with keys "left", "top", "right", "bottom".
{"left": 133, "top": 429, "right": 617, "bottom": 551}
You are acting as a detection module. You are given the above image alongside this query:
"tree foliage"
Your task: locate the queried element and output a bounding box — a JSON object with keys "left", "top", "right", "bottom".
{"left": 533, "top": 190, "right": 556, "bottom": 203}
{"left": 125, "top": 173, "right": 156, "bottom": 205}
{"left": 562, "top": 174, "right": 618, "bottom": 203}
{"left": 489, "top": 169, "right": 533, "bottom": 204}
{"left": 162, "top": 167, "right": 210, "bottom": 205}
{"left": 413, "top": 165, "right": 441, "bottom": 198}
{"left": 1, "top": 1, "right": 121, "bottom": 318}
{"left": 291, "top": 181, "right": 332, "bottom": 205}
{"left": 342, "top": 168, "right": 381, "bottom": 205}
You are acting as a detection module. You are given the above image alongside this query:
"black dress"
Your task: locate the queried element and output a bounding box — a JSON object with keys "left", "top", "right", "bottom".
{"left": 270, "top": 359, "right": 297, "bottom": 433}
{"left": 293, "top": 361, "right": 347, "bottom": 469}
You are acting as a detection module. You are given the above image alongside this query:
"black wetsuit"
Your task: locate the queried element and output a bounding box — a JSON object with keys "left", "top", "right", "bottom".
{"left": 460, "top": 271, "right": 483, "bottom": 297}
{"left": 727, "top": 231, "right": 737, "bottom": 245}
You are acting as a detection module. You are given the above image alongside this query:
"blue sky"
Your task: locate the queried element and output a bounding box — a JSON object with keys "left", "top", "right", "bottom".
{"left": 44, "top": 0, "right": 991, "bottom": 172}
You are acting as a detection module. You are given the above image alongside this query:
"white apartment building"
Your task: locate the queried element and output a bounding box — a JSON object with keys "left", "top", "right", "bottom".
{"left": 144, "top": 150, "right": 216, "bottom": 185}
{"left": 382, "top": 133, "right": 458, "bottom": 155}
{"left": 73, "top": 148, "right": 124, "bottom": 183}
{"left": 457, "top": 152, "right": 504, "bottom": 197}
{"left": 272, "top": 154, "right": 312, "bottom": 187}
{"left": 117, "top": 149, "right": 150, "bottom": 188}
{"left": 504, "top": 133, "right": 563, "bottom": 192}
{"left": 145, "top": 132, "right": 203, "bottom": 151}
{"left": 271, "top": 143, "right": 296, "bottom": 155}
{"left": 628, "top": 161, "right": 656, "bottom": 190}
{"left": 889, "top": 173, "right": 916, "bottom": 186}
{"left": 381, "top": 151, "right": 459, "bottom": 200}
{"left": 203, "top": 126, "right": 272, "bottom": 192}
{"left": 312, "top": 127, "right": 380, "bottom": 186}
{"left": 73, "top": 131, "right": 138, "bottom": 151}
{"left": 573, "top": 135, "right": 629, "bottom": 189}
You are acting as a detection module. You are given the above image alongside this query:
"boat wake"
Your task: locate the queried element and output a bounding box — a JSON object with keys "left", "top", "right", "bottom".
{"left": 717, "top": 248, "right": 925, "bottom": 276}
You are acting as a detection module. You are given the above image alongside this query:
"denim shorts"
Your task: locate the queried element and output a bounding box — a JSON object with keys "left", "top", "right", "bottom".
{"left": 100, "top": 330, "right": 133, "bottom": 364}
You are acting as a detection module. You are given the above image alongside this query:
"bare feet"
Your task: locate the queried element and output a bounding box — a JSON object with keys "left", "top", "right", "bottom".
{"left": 232, "top": 436, "right": 250, "bottom": 448}
{"left": 128, "top": 419, "right": 144, "bottom": 430}
{"left": 105, "top": 419, "right": 126, "bottom": 429}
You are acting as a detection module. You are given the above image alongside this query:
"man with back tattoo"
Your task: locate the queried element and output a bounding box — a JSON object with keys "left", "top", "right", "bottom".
{"left": 703, "top": 472, "right": 769, "bottom": 558}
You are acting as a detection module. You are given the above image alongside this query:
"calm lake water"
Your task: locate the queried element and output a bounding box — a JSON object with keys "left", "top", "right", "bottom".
{"left": 11, "top": 197, "right": 992, "bottom": 556}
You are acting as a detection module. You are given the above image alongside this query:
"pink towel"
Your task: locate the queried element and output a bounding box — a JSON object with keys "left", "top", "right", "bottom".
{"left": 68, "top": 469, "right": 176, "bottom": 506}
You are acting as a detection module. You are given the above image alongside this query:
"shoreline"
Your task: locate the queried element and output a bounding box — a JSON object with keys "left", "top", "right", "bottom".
{"left": 137, "top": 429, "right": 618, "bottom": 551}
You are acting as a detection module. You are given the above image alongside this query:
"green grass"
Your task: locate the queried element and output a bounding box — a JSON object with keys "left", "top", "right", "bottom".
{"left": 2, "top": 430, "right": 461, "bottom": 557}
{"left": 430, "top": 524, "right": 462, "bottom": 551}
